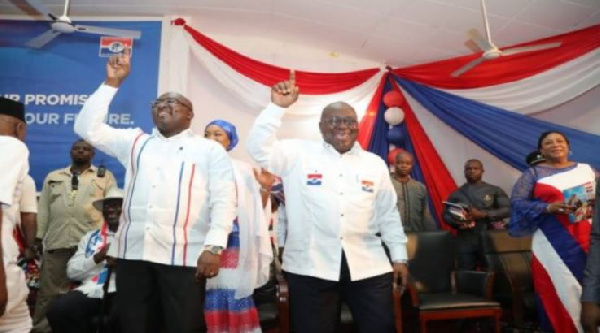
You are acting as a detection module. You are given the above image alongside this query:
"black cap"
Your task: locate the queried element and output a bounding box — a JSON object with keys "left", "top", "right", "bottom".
{"left": 526, "top": 150, "right": 545, "bottom": 166}
{"left": 0, "top": 97, "right": 25, "bottom": 122}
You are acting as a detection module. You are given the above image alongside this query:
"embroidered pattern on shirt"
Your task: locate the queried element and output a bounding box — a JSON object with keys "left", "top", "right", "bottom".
{"left": 306, "top": 173, "right": 323, "bottom": 186}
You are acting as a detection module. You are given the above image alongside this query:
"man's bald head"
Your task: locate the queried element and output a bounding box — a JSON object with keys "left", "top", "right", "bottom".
{"left": 320, "top": 102, "right": 355, "bottom": 121}
{"left": 319, "top": 101, "right": 359, "bottom": 154}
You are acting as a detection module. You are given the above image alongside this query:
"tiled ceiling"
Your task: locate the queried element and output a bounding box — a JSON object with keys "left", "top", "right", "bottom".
{"left": 1, "top": 0, "right": 599, "bottom": 67}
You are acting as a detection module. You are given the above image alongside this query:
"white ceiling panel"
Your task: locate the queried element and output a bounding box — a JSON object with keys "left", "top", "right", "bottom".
{"left": 516, "top": 0, "right": 598, "bottom": 29}
{"left": 493, "top": 21, "right": 560, "bottom": 46}
{"left": 1, "top": 0, "right": 597, "bottom": 66}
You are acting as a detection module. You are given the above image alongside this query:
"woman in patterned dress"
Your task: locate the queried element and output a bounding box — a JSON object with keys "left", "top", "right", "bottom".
{"left": 510, "top": 131, "right": 597, "bottom": 332}
{"left": 203, "top": 120, "right": 273, "bottom": 333}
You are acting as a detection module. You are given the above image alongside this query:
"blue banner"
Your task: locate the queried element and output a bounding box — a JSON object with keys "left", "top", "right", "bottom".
{"left": 0, "top": 19, "right": 162, "bottom": 189}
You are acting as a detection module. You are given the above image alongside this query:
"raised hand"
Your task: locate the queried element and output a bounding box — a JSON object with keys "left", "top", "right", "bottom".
{"left": 105, "top": 48, "right": 131, "bottom": 88}
{"left": 254, "top": 168, "right": 276, "bottom": 191}
{"left": 271, "top": 69, "right": 299, "bottom": 108}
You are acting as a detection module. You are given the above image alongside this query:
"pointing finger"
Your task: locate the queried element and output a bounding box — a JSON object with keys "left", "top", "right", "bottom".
{"left": 288, "top": 69, "right": 296, "bottom": 86}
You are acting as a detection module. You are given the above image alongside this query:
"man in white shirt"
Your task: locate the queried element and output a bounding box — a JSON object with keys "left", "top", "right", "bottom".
{"left": 46, "top": 187, "right": 123, "bottom": 333}
{"left": 18, "top": 175, "right": 38, "bottom": 262}
{"left": 0, "top": 97, "right": 33, "bottom": 332}
{"left": 74, "top": 49, "right": 237, "bottom": 333}
{"left": 247, "top": 71, "right": 408, "bottom": 333}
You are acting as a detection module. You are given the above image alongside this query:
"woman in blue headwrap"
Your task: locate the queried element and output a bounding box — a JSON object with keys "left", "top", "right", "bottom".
{"left": 204, "top": 120, "right": 273, "bottom": 333}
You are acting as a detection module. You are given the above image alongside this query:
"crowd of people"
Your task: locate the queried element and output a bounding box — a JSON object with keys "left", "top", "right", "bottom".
{"left": 0, "top": 48, "right": 598, "bottom": 333}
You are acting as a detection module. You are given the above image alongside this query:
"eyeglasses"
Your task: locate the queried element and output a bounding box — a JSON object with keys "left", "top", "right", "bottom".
{"left": 150, "top": 98, "right": 191, "bottom": 110}
{"left": 71, "top": 172, "right": 79, "bottom": 191}
{"left": 322, "top": 116, "right": 358, "bottom": 129}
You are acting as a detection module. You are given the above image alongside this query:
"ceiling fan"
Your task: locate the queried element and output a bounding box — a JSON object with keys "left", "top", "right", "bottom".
{"left": 20, "top": 0, "right": 142, "bottom": 48}
{"left": 451, "top": 0, "right": 562, "bottom": 77}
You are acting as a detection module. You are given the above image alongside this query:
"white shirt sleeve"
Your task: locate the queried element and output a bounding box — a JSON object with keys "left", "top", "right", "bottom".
{"left": 67, "top": 232, "right": 100, "bottom": 281}
{"left": 246, "top": 103, "right": 301, "bottom": 177}
{"left": 74, "top": 84, "right": 144, "bottom": 164}
{"left": 20, "top": 175, "right": 37, "bottom": 213}
{"left": 0, "top": 138, "right": 29, "bottom": 206}
{"left": 375, "top": 161, "right": 408, "bottom": 262}
{"left": 202, "top": 144, "right": 237, "bottom": 249}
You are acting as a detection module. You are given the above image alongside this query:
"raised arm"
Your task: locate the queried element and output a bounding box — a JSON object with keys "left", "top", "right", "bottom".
{"left": 246, "top": 70, "right": 301, "bottom": 176}
{"left": 74, "top": 48, "right": 142, "bottom": 163}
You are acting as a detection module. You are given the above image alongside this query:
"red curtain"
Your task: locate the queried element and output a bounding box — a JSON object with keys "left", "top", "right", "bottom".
{"left": 358, "top": 73, "right": 388, "bottom": 149}
{"left": 394, "top": 24, "right": 600, "bottom": 89}
{"left": 174, "top": 19, "right": 380, "bottom": 95}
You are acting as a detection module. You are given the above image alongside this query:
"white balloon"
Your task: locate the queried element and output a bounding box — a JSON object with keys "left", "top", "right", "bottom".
{"left": 384, "top": 107, "right": 404, "bottom": 125}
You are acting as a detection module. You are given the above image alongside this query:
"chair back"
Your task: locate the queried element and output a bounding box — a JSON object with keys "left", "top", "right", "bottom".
{"left": 407, "top": 231, "right": 454, "bottom": 294}
{"left": 481, "top": 230, "right": 532, "bottom": 293}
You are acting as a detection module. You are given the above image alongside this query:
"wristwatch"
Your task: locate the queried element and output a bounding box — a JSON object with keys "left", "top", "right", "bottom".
{"left": 204, "top": 245, "right": 224, "bottom": 255}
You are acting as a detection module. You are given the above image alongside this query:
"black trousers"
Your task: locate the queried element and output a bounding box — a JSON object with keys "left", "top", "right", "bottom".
{"left": 456, "top": 231, "right": 486, "bottom": 270}
{"left": 46, "top": 290, "right": 117, "bottom": 333}
{"left": 116, "top": 259, "right": 206, "bottom": 333}
{"left": 285, "top": 253, "right": 395, "bottom": 333}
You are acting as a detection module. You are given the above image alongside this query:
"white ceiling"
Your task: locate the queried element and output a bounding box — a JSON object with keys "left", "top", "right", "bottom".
{"left": 2, "top": 0, "right": 600, "bottom": 67}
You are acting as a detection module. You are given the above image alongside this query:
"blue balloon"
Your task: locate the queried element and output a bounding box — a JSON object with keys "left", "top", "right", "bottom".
{"left": 387, "top": 126, "right": 404, "bottom": 146}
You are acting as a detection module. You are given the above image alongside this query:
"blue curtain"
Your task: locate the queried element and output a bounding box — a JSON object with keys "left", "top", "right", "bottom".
{"left": 394, "top": 75, "right": 600, "bottom": 171}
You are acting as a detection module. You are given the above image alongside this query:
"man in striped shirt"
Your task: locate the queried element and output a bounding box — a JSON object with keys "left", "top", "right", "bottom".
{"left": 74, "top": 49, "right": 237, "bottom": 333}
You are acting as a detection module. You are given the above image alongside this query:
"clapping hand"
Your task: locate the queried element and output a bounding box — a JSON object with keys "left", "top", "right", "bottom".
{"left": 93, "top": 244, "right": 111, "bottom": 264}
{"left": 271, "top": 70, "right": 299, "bottom": 108}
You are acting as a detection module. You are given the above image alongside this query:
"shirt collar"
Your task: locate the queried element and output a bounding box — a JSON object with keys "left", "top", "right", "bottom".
{"left": 152, "top": 128, "right": 194, "bottom": 141}
{"left": 60, "top": 165, "right": 97, "bottom": 176}
{"left": 393, "top": 174, "right": 412, "bottom": 182}
{"left": 322, "top": 141, "right": 362, "bottom": 156}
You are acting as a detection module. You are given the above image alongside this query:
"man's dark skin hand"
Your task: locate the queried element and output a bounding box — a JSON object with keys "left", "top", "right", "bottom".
{"left": 196, "top": 251, "right": 221, "bottom": 281}
{"left": 468, "top": 207, "right": 487, "bottom": 220}
{"left": 393, "top": 263, "right": 408, "bottom": 295}
{"left": 93, "top": 244, "right": 111, "bottom": 264}
{"left": 582, "top": 302, "right": 600, "bottom": 333}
